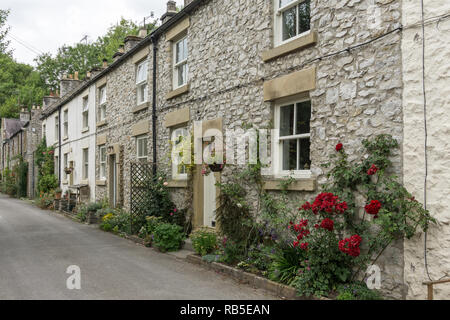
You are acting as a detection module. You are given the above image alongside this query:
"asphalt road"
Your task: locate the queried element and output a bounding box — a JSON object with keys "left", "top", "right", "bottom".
{"left": 0, "top": 194, "right": 276, "bottom": 300}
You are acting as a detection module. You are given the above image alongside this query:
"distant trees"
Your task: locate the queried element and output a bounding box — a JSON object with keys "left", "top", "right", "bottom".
{"left": 35, "top": 18, "right": 158, "bottom": 92}
{"left": 0, "top": 9, "right": 11, "bottom": 55}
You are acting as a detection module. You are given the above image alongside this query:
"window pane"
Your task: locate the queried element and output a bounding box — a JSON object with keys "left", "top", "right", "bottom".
{"left": 100, "top": 87, "right": 107, "bottom": 104}
{"left": 296, "top": 101, "right": 311, "bottom": 134}
{"left": 282, "top": 6, "right": 297, "bottom": 41}
{"left": 177, "top": 64, "right": 187, "bottom": 87}
{"left": 280, "top": 104, "right": 294, "bottom": 136}
{"left": 298, "top": 0, "right": 311, "bottom": 34}
{"left": 282, "top": 139, "right": 297, "bottom": 171}
{"left": 299, "top": 138, "right": 311, "bottom": 170}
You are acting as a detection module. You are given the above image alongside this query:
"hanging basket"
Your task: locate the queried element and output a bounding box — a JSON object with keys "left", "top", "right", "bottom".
{"left": 64, "top": 167, "right": 73, "bottom": 175}
{"left": 208, "top": 163, "right": 224, "bottom": 172}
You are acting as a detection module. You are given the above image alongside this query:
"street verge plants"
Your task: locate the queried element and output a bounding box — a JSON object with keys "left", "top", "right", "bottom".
{"left": 190, "top": 227, "right": 218, "bottom": 256}
{"left": 153, "top": 223, "right": 186, "bottom": 253}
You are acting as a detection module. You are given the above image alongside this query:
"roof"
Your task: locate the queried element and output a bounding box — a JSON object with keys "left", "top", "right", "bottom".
{"left": 41, "top": 0, "right": 208, "bottom": 120}
{"left": 2, "top": 118, "right": 27, "bottom": 140}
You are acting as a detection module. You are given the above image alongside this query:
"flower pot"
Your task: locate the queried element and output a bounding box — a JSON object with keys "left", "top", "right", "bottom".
{"left": 55, "top": 192, "right": 62, "bottom": 200}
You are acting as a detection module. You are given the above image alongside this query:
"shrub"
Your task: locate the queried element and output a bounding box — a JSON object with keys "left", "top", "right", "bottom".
{"left": 38, "top": 174, "right": 58, "bottom": 194}
{"left": 87, "top": 202, "right": 103, "bottom": 212}
{"left": 336, "top": 282, "right": 383, "bottom": 300}
{"left": 218, "top": 238, "right": 246, "bottom": 265}
{"left": 138, "top": 216, "right": 163, "bottom": 240}
{"left": 37, "top": 191, "right": 55, "bottom": 209}
{"left": 153, "top": 223, "right": 185, "bottom": 253}
{"left": 76, "top": 204, "right": 88, "bottom": 222}
{"left": 190, "top": 228, "right": 218, "bottom": 256}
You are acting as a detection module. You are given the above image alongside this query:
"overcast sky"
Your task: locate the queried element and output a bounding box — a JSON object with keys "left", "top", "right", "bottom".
{"left": 3, "top": 0, "right": 183, "bottom": 66}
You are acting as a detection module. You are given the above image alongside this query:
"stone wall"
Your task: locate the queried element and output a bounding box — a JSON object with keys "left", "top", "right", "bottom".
{"left": 150, "top": 0, "right": 405, "bottom": 298}
{"left": 402, "top": 0, "right": 450, "bottom": 300}
{"left": 26, "top": 106, "right": 43, "bottom": 199}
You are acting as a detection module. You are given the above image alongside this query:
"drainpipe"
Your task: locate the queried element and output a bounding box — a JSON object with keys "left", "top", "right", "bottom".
{"left": 58, "top": 107, "right": 62, "bottom": 185}
{"left": 151, "top": 35, "right": 159, "bottom": 176}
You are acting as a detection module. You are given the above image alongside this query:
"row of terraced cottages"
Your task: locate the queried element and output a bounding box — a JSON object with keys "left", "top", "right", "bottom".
{"left": 36, "top": 0, "right": 450, "bottom": 299}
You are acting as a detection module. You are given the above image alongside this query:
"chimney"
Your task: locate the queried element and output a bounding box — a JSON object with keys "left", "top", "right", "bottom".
{"left": 20, "top": 107, "right": 31, "bottom": 122}
{"left": 60, "top": 75, "right": 82, "bottom": 97}
{"left": 124, "top": 35, "right": 143, "bottom": 52}
{"left": 138, "top": 27, "right": 148, "bottom": 38}
{"left": 112, "top": 45, "right": 125, "bottom": 62}
{"left": 43, "top": 96, "right": 60, "bottom": 110}
{"left": 74, "top": 71, "right": 79, "bottom": 80}
{"left": 102, "top": 58, "right": 108, "bottom": 69}
{"left": 161, "top": 1, "right": 177, "bottom": 25}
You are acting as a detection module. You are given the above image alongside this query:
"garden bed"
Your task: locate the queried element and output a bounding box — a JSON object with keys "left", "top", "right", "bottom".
{"left": 186, "top": 254, "right": 330, "bottom": 300}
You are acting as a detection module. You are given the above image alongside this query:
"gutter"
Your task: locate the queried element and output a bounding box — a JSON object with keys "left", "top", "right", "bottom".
{"left": 151, "top": 35, "right": 158, "bottom": 176}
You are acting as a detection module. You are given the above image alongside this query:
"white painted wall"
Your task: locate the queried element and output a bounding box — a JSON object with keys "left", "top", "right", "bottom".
{"left": 45, "top": 85, "right": 97, "bottom": 202}
{"left": 402, "top": 0, "right": 450, "bottom": 299}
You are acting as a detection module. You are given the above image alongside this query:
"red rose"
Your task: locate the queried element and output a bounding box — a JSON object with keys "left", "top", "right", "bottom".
{"left": 336, "top": 143, "right": 343, "bottom": 152}
{"left": 339, "top": 234, "right": 362, "bottom": 257}
{"left": 367, "top": 164, "right": 378, "bottom": 176}
{"left": 293, "top": 241, "right": 299, "bottom": 248}
{"left": 365, "top": 200, "right": 382, "bottom": 217}
{"left": 320, "top": 218, "right": 334, "bottom": 232}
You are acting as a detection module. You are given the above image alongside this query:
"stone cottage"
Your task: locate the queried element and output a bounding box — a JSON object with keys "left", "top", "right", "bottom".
{"left": 32, "top": 0, "right": 449, "bottom": 299}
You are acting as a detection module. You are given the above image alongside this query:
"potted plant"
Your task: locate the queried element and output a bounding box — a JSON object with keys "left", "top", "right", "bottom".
{"left": 64, "top": 167, "right": 73, "bottom": 175}
{"left": 86, "top": 202, "right": 103, "bottom": 224}
{"left": 54, "top": 188, "right": 62, "bottom": 200}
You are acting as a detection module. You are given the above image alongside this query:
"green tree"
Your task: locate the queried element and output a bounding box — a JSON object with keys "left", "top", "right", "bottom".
{"left": 0, "top": 53, "right": 48, "bottom": 118}
{"left": 0, "top": 9, "right": 11, "bottom": 55}
{"left": 35, "top": 17, "right": 157, "bottom": 92}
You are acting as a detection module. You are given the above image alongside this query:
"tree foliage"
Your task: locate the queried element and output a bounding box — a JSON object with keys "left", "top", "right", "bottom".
{"left": 35, "top": 18, "right": 157, "bottom": 92}
{"left": 0, "top": 9, "right": 11, "bottom": 55}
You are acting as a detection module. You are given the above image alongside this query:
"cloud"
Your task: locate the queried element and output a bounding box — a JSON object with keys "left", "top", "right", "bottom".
{"left": 3, "top": 0, "right": 183, "bottom": 65}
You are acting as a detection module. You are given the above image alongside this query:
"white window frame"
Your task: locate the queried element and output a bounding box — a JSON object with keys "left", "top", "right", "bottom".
{"left": 136, "top": 136, "right": 148, "bottom": 162}
{"left": 99, "top": 86, "right": 107, "bottom": 121}
{"left": 173, "top": 36, "right": 188, "bottom": 89}
{"left": 136, "top": 60, "right": 148, "bottom": 105}
{"left": 63, "top": 109, "right": 68, "bottom": 138}
{"left": 82, "top": 96, "right": 89, "bottom": 130}
{"left": 82, "top": 148, "right": 89, "bottom": 180}
{"left": 171, "top": 127, "right": 188, "bottom": 180}
{"left": 99, "top": 146, "right": 107, "bottom": 180}
{"left": 63, "top": 153, "right": 68, "bottom": 180}
{"left": 274, "top": 0, "right": 311, "bottom": 47}
{"left": 54, "top": 115, "right": 59, "bottom": 142}
{"left": 273, "top": 97, "right": 312, "bottom": 178}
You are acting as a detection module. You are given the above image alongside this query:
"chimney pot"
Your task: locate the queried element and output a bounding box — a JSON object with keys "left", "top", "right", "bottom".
{"left": 167, "top": 0, "right": 177, "bottom": 12}
{"left": 118, "top": 45, "right": 124, "bottom": 53}
{"left": 138, "top": 27, "right": 147, "bottom": 38}
{"left": 74, "top": 71, "right": 79, "bottom": 80}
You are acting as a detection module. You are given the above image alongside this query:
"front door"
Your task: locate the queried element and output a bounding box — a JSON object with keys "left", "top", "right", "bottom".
{"left": 109, "top": 155, "right": 117, "bottom": 208}
{"left": 203, "top": 172, "right": 216, "bottom": 228}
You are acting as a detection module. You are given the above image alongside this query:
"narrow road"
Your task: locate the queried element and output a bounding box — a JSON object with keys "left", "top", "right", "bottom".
{"left": 0, "top": 194, "right": 276, "bottom": 300}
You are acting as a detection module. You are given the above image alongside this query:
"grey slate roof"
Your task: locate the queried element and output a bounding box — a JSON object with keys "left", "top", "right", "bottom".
{"left": 3, "top": 118, "right": 26, "bottom": 140}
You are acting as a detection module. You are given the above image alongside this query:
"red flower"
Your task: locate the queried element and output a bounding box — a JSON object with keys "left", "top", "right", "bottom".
{"left": 365, "top": 200, "right": 382, "bottom": 218}
{"left": 314, "top": 224, "right": 320, "bottom": 229}
{"left": 300, "top": 202, "right": 312, "bottom": 211}
{"left": 339, "top": 235, "right": 362, "bottom": 257}
{"left": 300, "top": 243, "right": 309, "bottom": 251}
{"left": 367, "top": 164, "right": 378, "bottom": 176}
{"left": 311, "top": 193, "right": 348, "bottom": 215}
{"left": 320, "top": 218, "right": 334, "bottom": 232}
{"left": 293, "top": 241, "right": 299, "bottom": 248}
{"left": 336, "top": 143, "right": 343, "bottom": 152}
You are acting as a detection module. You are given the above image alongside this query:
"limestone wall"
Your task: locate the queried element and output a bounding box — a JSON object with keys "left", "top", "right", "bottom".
{"left": 402, "top": 0, "right": 450, "bottom": 300}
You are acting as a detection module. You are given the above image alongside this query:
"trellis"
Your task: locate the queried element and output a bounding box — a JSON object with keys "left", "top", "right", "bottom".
{"left": 130, "top": 161, "right": 155, "bottom": 234}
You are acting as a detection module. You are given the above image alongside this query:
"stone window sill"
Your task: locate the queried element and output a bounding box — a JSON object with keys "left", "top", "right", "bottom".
{"left": 80, "top": 179, "right": 89, "bottom": 185}
{"left": 96, "top": 180, "right": 106, "bottom": 186}
{"left": 81, "top": 127, "right": 89, "bottom": 133}
{"left": 97, "top": 120, "right": 107, "bottom": 128}
{"left": 166, "top": 84, "right": 189, "bottom": 100}
{"left": 63, "top": 136, "right": 68, "bottom": 142}
{"left": 262, "top": 31, "right": 317, "bottom": 62}
{"left": 262, "top": 178, "right": 316, "bottom": 192}
{"left": 62, "top": 180, "right": 68, "bottom": 185}
{"left": 167, "top": 180, "right": 188, "bottom": 188}
{"left": 132, "top": 102, "right": 150, "bottom": 113}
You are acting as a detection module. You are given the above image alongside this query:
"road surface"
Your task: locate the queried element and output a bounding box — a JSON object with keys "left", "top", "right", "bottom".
{"left": 0, "top": 194, "right": 276, "bottom": 300}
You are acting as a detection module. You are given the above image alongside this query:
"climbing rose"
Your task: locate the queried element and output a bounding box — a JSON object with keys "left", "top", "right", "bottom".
{"left": 310, "top": 193, "right": 348, "bottom": 215}
{"left": 367, "top": 164, "right": 378, "bottom": 176}
{"left": 293, "top": 241, "right": 300, "bottom": 248}
{"left": 336, "top": 143, "right": 343, "bottom": 152}
{"left": 320, "top": 218, "right": 334, "bottom": 232}
{"left": 339, "top": 235, "right": 362, "bottom": 257}
{"left": 365, "top": 200, "right": 382, "bottom": 218}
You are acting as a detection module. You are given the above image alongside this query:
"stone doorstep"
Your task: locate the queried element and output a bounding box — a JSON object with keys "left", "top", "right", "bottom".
{"left": 186, "top": 254, "right": 330, "bottom": 300}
